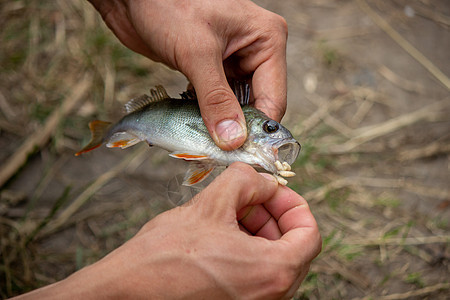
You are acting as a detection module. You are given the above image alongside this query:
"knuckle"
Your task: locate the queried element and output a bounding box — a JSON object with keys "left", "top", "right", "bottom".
{"left": 203, "top": 86, "right": 235, "bottom": 108}
{"left": 200, "top": 86, "right": 241, "bottom": 124}
{"left": 272, "top": 14, "right": 288, "bottom": 37}
{"left": 262, "top": 13, "right": 288, "bottom": 41}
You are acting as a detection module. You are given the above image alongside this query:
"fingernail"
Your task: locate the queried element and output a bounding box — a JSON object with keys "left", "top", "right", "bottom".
{"left": 215, "top": 119, "right": 245, "bottom": 144}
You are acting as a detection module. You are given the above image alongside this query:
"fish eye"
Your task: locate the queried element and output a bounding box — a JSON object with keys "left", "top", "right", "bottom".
{"left": 263, "top": 120, "right": 279, "bottom": 133}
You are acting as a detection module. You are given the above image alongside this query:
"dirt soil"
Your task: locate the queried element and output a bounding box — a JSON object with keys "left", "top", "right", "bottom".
{"left": 1, "top": 0, "right": 449, "bottom": 299}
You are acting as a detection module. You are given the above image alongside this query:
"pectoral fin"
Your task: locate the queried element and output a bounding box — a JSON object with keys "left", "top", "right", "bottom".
{"left": 106, "top": 132, "right": 141, "bottom": 149}
{"left": 183, "top": 162, "right": 215, "bottom": 186}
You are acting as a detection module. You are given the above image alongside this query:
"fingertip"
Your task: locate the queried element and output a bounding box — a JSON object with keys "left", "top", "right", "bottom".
{"left": 254, "top": 98, "right": 286, "bottom": 122}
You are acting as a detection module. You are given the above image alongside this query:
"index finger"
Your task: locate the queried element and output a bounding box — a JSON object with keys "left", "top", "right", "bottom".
{"left": 227, "top": 12, "right": 287, "bottom": 122}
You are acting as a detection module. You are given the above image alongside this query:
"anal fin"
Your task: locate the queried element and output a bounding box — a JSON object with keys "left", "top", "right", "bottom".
{"left": 183, "top": 162, "right": 215, "bottom": 186}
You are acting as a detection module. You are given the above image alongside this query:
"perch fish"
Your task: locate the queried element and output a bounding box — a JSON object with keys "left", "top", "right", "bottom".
{"left": 75, "top": 83, "right": 301, "bottom": 185}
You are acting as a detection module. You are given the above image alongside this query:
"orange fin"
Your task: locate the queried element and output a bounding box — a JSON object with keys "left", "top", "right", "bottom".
{"left": 106, "top": 132, "right": 141, "bottom": 149}
{"left": 169, "top": 151, "right": 210, "bottom": 161}
{"left": 75, "top": 120, "right": 112, "bottom": 156}
{"left": 183, "top": 163, "right": 215, "bottom": 186}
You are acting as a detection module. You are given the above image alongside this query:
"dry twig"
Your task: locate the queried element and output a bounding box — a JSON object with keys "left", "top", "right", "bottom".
{"left": 0, "top": 89, "right": 17, "bottom": 121}
{"left": 354, "top": 282, "right": 450, "bottom": 300}
{"left": 40, "top": 145, "right": 149, "bottom": 237}
{"left": 377, "top": 65, "right": 426, "bottom": 94}
{"left": 398, "top": 141, "right": 450, "bottom": 161}
{"left": 357, "top": 0, "right": 450, "bottom": 90}
{"left": 0, "top": 75, "right": 92, "bottom": 188}
{"left": 328, "top": 99, "right": 449, "bottom": 153}
{"left": 306, "top": 176, "right": 449, "bottom": 204}
{"left": 294, "top": 93, "right": 349, "bottom": 136}
{"left": 343, "top": 235, "right": 450, "bottom": 246}
{"left": 319, "top": 258, "right": 370, "bottom": 290}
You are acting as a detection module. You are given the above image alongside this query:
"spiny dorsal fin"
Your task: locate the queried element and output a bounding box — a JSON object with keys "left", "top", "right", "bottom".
{"left": 180, "top": 83, "right": 197, "bottom": 100}
{"left": 125, "top": 94, "right": 152, "bottom": 113}
{"left": 124, "top": 85, "right": 171, "bottom": 113}
{"left": 178, "top": 81, "right": 249, "bottom": 104}
{"left": 232, "top": 80, "right": 250, "bottom": 106}
{"left": 180, "top": 89, "right": 197, "bottom": 100}
{"left": 151, "top": 85, "right": 170, "bottom": 101}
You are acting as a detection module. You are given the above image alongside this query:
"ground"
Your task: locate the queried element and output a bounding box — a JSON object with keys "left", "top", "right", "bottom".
{"left": 0, "top": 0, "right": 449, "bottom": 299}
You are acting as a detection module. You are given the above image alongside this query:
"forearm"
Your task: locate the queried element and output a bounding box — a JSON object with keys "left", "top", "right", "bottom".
{"left": 11, "top": 262, "right": 121, "bottom": 299}
{"left": 12, "top": 238, "right": 222, "bottom": 299}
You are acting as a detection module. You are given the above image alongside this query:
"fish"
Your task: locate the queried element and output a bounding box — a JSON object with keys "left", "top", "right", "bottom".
{"left": 75, "top": 82, "right": 301, "bottom": 186}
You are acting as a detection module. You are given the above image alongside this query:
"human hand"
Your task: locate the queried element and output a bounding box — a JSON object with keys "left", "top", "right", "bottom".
{"left": 16, "top": 163, "right": 320, "bottom": 299}
{"left": 88, "top": 0, "right": 288, "bottom": 150}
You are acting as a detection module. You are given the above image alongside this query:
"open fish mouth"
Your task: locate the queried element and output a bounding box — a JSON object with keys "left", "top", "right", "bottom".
{"left": 268, "top": 140, "right": 301, "bottom": 185}
{"left": 276, "top": 140, "right": 301, "bottom": 165}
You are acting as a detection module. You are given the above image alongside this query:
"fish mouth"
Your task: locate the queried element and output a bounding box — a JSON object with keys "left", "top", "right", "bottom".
{"left": 275, "top": 140, "right": 301, "bottom": 165}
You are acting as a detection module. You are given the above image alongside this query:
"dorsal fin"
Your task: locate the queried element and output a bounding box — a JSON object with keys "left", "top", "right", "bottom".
{"left": 178, "top": 81, "right": 249, "bottom": 104}
{"left": 180, "top": 83, "right": 197, "bottom": 100}
{"left": 125, "top": 94, "right": 152, "bottom": 113}
{"left": 180, "top": 90, "right": 197, "bottom": 100}
{"left": 232, "top": 80, "right": 250, "bottom": 106}
{"left": 124, "top": 85, "right": 171, "bottom": 113}
{"left": 151, "top": 85, "right": 170, "bottom": 101}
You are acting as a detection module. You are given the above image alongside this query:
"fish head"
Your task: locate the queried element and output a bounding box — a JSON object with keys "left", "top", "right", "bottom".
{"left": 243, "top": 107, "right": 301, "bottom": 173}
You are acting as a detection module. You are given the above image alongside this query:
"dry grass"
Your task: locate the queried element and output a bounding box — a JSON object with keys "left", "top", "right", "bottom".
{"left": 1, "top": 0, "right": 449, "bottom": 299}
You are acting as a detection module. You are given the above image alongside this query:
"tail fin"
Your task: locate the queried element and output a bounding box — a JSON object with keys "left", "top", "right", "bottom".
{"left": 75, "top": 120, "right": 112, "bottom": 156}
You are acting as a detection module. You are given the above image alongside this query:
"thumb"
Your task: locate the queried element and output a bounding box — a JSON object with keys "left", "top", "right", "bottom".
{"left": 185, "top": 49, "right": 247, "bottom": 151}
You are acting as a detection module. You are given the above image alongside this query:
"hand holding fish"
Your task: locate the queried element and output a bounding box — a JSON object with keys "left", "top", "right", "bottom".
{"left": 14, "top": 163, "right": 321, "bottom": 299}
{"left": 88, "top": 0, "right": 288, "bottom": 150}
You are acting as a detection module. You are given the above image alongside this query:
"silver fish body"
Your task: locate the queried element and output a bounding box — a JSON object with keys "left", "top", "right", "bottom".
{"left": 76, "top": 85, "right": 300, "bottom": 185}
